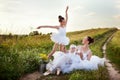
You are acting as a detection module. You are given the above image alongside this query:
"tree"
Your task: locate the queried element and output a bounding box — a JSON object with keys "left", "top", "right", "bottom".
{"left": 29, "top": 31, "right": 39, "bottom": 36}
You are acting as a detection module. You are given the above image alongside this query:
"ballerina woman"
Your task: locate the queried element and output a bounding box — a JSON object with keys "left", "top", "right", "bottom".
{"left": 66, "top": 36, "right": 105, "bottom": 73}
{"left": 37, "top": 6, "right": 69, "bottom": 58}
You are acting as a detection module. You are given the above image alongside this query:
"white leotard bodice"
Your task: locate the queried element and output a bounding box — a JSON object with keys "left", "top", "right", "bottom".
{"left": 58, "top": 27, "right": 66, "bottom": 36}
{"left": 82, "top": 50, "right": 91, "bottom": 60}
{"left": 77, "top": 46, "right": 91, "bottom": 60}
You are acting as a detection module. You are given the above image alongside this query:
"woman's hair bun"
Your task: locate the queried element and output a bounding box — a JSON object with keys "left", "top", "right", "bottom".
{"left": 87, "top": 36, "right": 94, "bottom": 44}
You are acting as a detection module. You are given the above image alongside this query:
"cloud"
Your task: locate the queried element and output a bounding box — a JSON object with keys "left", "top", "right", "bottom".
{"left": 0, "top": 0, "right": 21, "bottom": 13}
{"left": 74, "top": 6, "right": 85, "bottom": 10}
{"left": 115, "top": 5, "right": 120, "bottom": 8}
{"left": 85, "top": 12, "right": 96, "bottom": 16}
{"left": 116, "top": 0, "right": 120, "bottom": 3}
{"left": 71, "top": 5, "right": 85, "bottom": 12}
{"left": 115, "top": 0, "right": 120, "bottom": 8}
{"left": 113, "top": 15, "right": 120, "bottom": 19}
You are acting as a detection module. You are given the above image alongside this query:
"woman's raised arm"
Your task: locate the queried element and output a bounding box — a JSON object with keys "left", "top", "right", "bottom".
{"left": 65, "top": 6, "right": 69, "bottom": 25}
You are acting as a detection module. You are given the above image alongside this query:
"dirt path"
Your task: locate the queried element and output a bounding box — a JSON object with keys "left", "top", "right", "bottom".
{"left": 19, "top": 71, "right": 41, "bottom": 80}
{"left": 102, "top": 33, "right": 120, "bottom": 80}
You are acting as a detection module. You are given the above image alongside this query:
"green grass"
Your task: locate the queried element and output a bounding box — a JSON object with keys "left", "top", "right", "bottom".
{"left": 69, "top": 67, "right": 109, "bottom": 80}
{"left": 68, "top": 28, "right": 117, "bottom": 57}
{"left": 90, "top": 28, "right": 117, "bottom": 57}
{"left": 0, "top": 28, "right": 118, "bottom": 80}
{"left": 106, "top": 30, "right": 120, "bottom": 71}
{"left": 67, "top": 28, "right": 110, "bottom": 43}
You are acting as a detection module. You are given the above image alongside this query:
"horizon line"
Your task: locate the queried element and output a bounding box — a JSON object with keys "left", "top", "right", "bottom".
{"left": 0, "top": 27, "right": 118, "bottom": 35}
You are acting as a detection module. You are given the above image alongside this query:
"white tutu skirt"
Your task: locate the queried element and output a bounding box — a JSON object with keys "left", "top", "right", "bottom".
{"left": 63, "top": 55, "right": 105, "bottom": 73}
{"left": 52, "top": 51, "right": 72, "bottom": 66}
{"left": 46, "top": 51, "right": 72, "bottom": 72}
{"left": 82, "top": 56, "right": 105, "bottom": 70}
{"left": 46, "top": 52, "right": 105, "bottom": 73}
{"left": 51, "top": 33, "right": 70, "bottom": 45}
{"left": 62, "top": 54, "right": 82, "bottom": 73}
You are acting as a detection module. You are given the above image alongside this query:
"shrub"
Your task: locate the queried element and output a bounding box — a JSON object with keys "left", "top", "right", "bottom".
{"left": 0, "top": 47, "right": 40, "bottom": 80}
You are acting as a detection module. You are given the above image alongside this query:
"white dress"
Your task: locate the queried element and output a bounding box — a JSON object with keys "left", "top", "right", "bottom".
{"left": 46, "top": 51, "right": 80, "bottom": 73}
{"left": 46, "top": 49, "right": 105, "bottom": 74}
{"left": 81, "top": 50, "right": 105, "bottom": 70}
{"left": 46, "top": 51, "right": 72, "bottom": 73}
{"left": 63, "top": 50, "right": 105, "bottom": 73}
{"left": 61, "top": 51, "right": 82, "bottom": 73}
{"left": 51, "top": 27, "right": 69, "bottom": 45}
{"left": 66, "top": 50, "right": 105, "bottom": 73}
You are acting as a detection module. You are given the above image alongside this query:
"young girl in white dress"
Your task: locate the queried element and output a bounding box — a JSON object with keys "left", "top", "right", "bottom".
{"left": 44, "top": 44, "right": 80, "bottom": 76}
{"left": 37, "top": 6, "right": 69, "bottom": 59}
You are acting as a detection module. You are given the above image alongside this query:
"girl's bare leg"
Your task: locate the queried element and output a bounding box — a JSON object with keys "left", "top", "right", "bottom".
{"left": 48, "top": 43, "right": 59, "bottom": 58}
{"left": 59, "top": 44, "right": 62, "bottom": 51}
{"left": 63, "top": 46, "right": 67, "bottom": 53}
{"left": 61, "top": 45, "right": 66, "bottom": 53}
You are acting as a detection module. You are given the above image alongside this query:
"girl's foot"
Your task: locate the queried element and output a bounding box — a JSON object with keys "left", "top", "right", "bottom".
{"left": 56, "top": 68, "right": 61, "bottom": 75}
{"left": 43, "top": 71, "right": 51, "bottom": 76}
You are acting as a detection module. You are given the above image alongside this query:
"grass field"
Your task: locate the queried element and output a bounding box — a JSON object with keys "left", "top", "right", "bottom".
{"left": 0, "top": 28, "right": 118, "bottom": 80}
{"left": 106, "top": 30, "right": 120, "bottom": 71}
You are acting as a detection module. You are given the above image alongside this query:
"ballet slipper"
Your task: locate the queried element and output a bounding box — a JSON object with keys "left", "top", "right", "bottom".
{"left": 56, "top": 68, "right": 61, "bottom": 76}
{"left": 43, "top": 71, "right": 51, "bottom": 76}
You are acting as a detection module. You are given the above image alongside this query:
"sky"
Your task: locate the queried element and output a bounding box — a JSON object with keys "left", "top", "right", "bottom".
{"left": 0, "top": 0, "right": 120, "bottom": 34}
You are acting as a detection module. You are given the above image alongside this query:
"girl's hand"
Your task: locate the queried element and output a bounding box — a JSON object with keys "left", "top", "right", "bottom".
{"left": 47, "top": 53, "right": 52, "bottom": 59}
{"left": 37, "top": 26, "right": 42, "bottom": 29}
{"left": 66, "top": 6, "right": 69, "bottom": 12}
